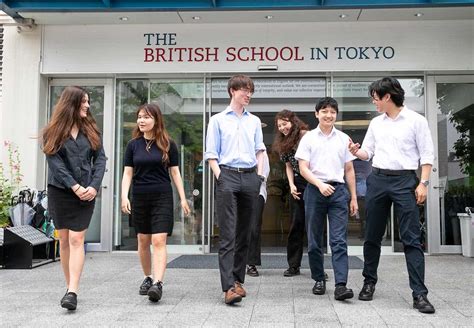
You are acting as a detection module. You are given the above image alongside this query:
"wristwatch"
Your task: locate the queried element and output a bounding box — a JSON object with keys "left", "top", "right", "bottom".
{"left": 258, "top": 175, "right": 266, "bottom": 182}
{"left": 420, "top": 180, "right": 429, "bottom": 187}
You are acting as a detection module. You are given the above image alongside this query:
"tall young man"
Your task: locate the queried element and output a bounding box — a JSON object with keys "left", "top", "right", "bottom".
{"left": 296, "top": 97, "right": 358, "bottom": 301}
{"left": 204, "top": 75, "right": 265, "bottom": 305}
{"left": 349, "top": 77, "right": 435, "bottom": 313}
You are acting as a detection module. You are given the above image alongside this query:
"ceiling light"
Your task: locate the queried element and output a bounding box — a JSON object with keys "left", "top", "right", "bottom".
{"left": 265, "top": 15, "right": 273, "bottom": 20}
{"left": 414, "top": 13, "right": 424, "bottom": 17}
{"left": 119, "top": 16, "right": 128, "bottom": 21}
{"left": 339, "top": 14, "right": 348, "bottom": 19}
{"left": 192, "top": 16, "right": 201, "bottom": 20}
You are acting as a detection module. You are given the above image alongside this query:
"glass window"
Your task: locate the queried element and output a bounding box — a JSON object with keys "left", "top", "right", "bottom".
{"left": 332, "top": 78, "right": 425, "bottom": 250}
{"left": 209, "top": 78, "right": 326, "bottom": 251}
{"left": 115, "top": 79, "right": 204, "bottom": 250}
{"left": 49, "top": 85, "right": 105, "bottom": 243}
{"left": 436, "top": 82, "right": 473, "bottom": 246}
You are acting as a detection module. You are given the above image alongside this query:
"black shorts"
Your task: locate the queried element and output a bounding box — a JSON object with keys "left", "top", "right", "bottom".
{"left": 131, "top": 192, "right": 174, "bottom": 234}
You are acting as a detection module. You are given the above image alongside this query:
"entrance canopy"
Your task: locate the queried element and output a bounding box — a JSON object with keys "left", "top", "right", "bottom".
{"left": 1, "top": 0, "right": 473, "bottom": 19}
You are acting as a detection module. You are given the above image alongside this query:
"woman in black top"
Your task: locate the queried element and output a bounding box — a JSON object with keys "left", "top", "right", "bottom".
{"left": 121, "top": 103, "right": 190, "bottom": 303}
{"left": 273, "top": 110, "right": 309, "bottom": 277}
{"left": 42, "top": 86, "right": 107, "bottom": 311}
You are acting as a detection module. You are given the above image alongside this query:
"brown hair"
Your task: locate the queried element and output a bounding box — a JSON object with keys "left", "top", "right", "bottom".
{"left": 227, "top": 75, "right": 255, "bottom": 98}
{"left": 272, "top": 109, "right": 309, "bottom": 155}
{"left": 42, "top": 86, "right": 101, "bottom": 155}
{"left": 133, "top": 103, "right": 171, "bottom": 164}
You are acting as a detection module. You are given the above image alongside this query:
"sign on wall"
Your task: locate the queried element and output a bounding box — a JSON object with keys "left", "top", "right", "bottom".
{"left": 41, "top": 21, "right": 473, "bottom": 74}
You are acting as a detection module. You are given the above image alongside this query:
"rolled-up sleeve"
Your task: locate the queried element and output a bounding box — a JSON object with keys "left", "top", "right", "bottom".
{"left": 204, "top": 116, "right": 220, "bottom": 161}
{"left": 416, "top": 118, "right": 434, "bottom": 165}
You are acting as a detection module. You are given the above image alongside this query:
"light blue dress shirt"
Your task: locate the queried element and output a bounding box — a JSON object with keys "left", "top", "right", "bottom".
{"left": 204, "top": 106, "right": 266, "bottom": 168}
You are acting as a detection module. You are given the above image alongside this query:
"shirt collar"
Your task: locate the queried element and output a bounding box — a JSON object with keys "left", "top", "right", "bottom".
{"left": 224, "top": 106, "right": 249, "bottom": 116}
{"left": 315, "top": 125, "right": 337, "bottom": 137}
{"left": 382, "top": 106, "right": 407, "bottom": 121}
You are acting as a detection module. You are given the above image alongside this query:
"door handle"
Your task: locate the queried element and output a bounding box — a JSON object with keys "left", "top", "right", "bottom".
{"left": 433, "top": 186, "right": 444, "bottom": 189}
{"left": 102, "top": 185, "right": 108, "bottom": 189}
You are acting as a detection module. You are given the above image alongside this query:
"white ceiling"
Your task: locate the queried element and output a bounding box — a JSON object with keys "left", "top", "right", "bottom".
{"left": 17, "top": 6, "right": 474, "bottom": 25}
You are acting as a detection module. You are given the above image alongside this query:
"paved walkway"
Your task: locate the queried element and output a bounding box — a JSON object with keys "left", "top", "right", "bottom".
{"left": 0, "top": 253, "right": 472, "bottom": 327}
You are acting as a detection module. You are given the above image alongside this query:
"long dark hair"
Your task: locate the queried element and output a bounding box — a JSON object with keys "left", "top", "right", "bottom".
{"left": 272, "top": 109, "right": 309, "bottom": 155}
{"left": 132, "top": 103, "right": 171, "bottom": 164}
{"left": 42, "top": 86, "right": 101, "bottom": 155}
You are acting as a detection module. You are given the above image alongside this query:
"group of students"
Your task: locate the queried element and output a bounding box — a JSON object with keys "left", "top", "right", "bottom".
{"left": 42, "top": 74, "right": 435, "bottom": 315}
{"left": 203, "top": 75, "right": 435, "bottom": 314}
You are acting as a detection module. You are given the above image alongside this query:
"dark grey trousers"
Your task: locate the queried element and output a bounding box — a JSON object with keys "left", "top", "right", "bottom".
{"left": 216, "top": 168, "right": 260, "bottom": 292}
{"left": 247, "top": 195, "right": 265, "bottom": 266}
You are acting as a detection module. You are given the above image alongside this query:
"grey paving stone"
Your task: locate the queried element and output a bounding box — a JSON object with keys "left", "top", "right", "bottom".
{"left": 0, "top": 253, "right": 472, "bottom": 327}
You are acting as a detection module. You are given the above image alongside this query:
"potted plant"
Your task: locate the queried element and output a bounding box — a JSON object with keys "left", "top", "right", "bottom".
{"left": 0, "top": 141, "right": 23, "bottom": 228}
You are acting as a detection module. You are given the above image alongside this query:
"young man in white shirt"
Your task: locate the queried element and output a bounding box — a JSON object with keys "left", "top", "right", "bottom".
{"left": 296, "top": 97, "right": 358, "bottom": 301}
{"left": 349, "top": 77, "right": 435, "bottom": 314}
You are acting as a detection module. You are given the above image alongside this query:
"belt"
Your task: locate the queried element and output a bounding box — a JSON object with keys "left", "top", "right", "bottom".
{"left": 325, "top": 181, "right": 345, "bottom": 186}
{"left": 373, "top": 168, "right": 415, "bottom": 176}
{"left": 220, "top": 165, "right": 256, "bottom": 173}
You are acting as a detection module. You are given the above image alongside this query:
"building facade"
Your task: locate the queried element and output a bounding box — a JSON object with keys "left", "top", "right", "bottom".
{"left": 1, "top": 1, "right": 473, "bottom": 254}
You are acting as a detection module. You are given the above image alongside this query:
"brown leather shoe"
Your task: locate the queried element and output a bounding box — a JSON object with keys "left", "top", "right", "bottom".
{"left": 224, "top": 288, "right": 242, "bottom": 305}
{"left": 234, "top": 281, "right": 246, "bottom": 297}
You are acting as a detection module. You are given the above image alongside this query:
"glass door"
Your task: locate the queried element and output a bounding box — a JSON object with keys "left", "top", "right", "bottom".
{"left": 115, "top": 79, "right": 206, "bottom": 253}
{"left": 49, "top": 79, "right": 115, "bottom": 251}
{"left": 426, "top": 76, "right": 474, "bottom": 254}
{"left": 332, "top": 77, "right": 426, "bottom": 254}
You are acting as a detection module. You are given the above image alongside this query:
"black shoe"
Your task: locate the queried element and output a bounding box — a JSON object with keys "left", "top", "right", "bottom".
{"left": 413, "top": 294, "right": 435, "bottom": 314}
{"left": 312, "top": 280, "right": 326, "bottom": 295}
{"left": 139, "top": 277, "right": 153, "bottom": 295}
{"left": 334, "top": 285, "right": 354, "bottom": 301}
{"left": 284, "top": 267, "right": 300, "bottom": 277}
{"left": 60, "top": 289, "right": 68, "bottom": 306}
{"left": 147, "top": 281, "right": 163, "bottom": 302}
{"left": 61, "top": 292, "right": 77, "bottom": 311}
{"left": 246, "top": 265, "right": 259, "bottom": 277}
{"left": 324, "top": 272, "right": 329, "bottom": 281}
{"left": 358, "top": 282, "right": 375, "bottom": 301}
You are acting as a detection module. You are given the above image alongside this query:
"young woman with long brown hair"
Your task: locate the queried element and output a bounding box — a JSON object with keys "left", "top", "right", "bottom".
{"left": 42, "top": 86, "right": 107, "bottom": 310}
{"left": 273, "top": 109, "right": 309, "bottom": 277}
{"left": 121, "top": 103, "right": 190, "bottom": 303}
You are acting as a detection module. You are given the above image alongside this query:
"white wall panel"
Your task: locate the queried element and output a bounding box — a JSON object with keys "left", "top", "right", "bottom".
{"left": 42, "top": 20, "right": 473, "bottom": 74}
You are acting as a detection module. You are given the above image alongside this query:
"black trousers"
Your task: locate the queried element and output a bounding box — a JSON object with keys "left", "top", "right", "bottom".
{"left": 247, "top": 195, "right": 265, "bottom": 266}
{"left": 287, "top": 174, "right": 307, "bottom": 268}
{"left": 216, "top": 169, "right": 260, "bottom": 292}
{"left": 363, "top": 171, "right": 428, "bottom": 297}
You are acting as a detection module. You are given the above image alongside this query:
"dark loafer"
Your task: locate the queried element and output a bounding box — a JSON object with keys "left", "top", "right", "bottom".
{"left": 334, "top": 285, "right": 354, "bottom": 301}
{"left": 284, "top": 267, "right": 300, "bottom": 277}
{"left": 234, "top": 281, "right": 246, "bottom": 297}
{"left": 413, "top": 294, "right": 435, "bottom": 314}
{"left": 312, "top": 280, "right": 326, "bottom": 295}
{"left": 61, "top": 292, "right": 77, "bottom": 311}
{"left": 224, "top": 288, "right": 242, "bottom": 305}
{"left": 358, "top": 282, "right": 375, "bottom": 301}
